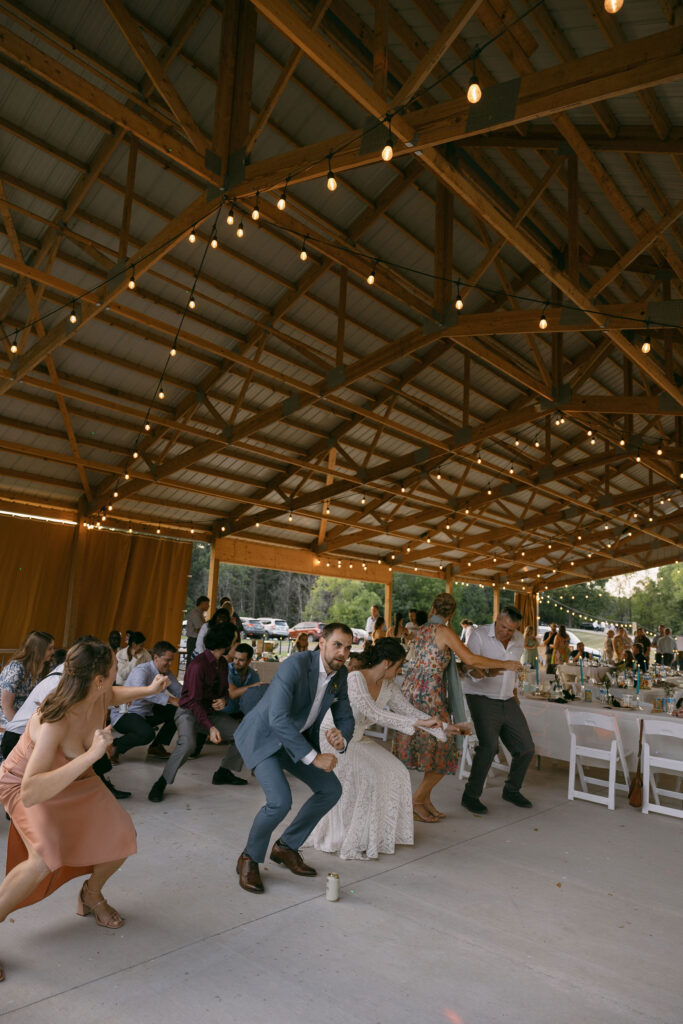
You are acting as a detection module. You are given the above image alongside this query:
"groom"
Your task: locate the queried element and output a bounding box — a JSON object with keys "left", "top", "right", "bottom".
{"left": 234, "top": 623, "right": 355, "bottom": 894}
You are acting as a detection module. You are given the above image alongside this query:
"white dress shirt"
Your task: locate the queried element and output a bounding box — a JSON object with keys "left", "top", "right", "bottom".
{"left": 365, "top": 615, "right": 377, "bottom": 634}
{"left": 301, "top": 662, "right": 336, "bottom": 765}
{"left": 462, "top": 623, "right": 524, "bottom": 700}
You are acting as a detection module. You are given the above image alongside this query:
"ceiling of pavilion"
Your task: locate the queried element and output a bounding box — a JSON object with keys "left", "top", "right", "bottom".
{"left": 0, "top": 0, "right": 682, "bottom": 593}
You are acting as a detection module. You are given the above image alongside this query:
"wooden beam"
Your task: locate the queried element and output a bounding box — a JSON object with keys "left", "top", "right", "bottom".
{"left": 566, "top": 151, "right": 578, "bottom": 283}
{"left": 433, "top": 183, "right": 452, "bottom": 313}
{"left": 118, "top": 138, "right": 137, "bottom": 261}
{"left": 213, "top": 534, "right": 393, "bottom": 584}
{"left": 372, "top": 0, "right": 389, "bottom": 98}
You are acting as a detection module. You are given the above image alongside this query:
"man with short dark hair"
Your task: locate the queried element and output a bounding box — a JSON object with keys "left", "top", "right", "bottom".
{"left": 148, "top": 623, "right": 246, "bottom": 802}
{"left": 228, "top": 642, "right": 269, "bottom": 715}
{"left": 658, "top": 628, "right": 676, "bottom": 667}
{"left": 404, "top": 609, "right": 419, "bottom": 638}
{"left": 543, "top": 622, "right": 558, "bottom": 673}
{"left": 461, "top": 606, "right": 532, "bottom": 814}
{"left": 234, "top": 623, "right": 355, "bottom": 894}
{"left": 110, "top": 641, "right": 181, "bottom": 761}
{"left": 365, "top": 604, "right": 380, "bottom": 636}
{"left": 186, "top": 595, "right": 210, "bottom": 661}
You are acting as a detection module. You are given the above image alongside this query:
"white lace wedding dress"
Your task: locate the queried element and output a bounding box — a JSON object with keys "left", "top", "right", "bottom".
{"left": 305, "top": 670, "right": 447, "bottom": 860}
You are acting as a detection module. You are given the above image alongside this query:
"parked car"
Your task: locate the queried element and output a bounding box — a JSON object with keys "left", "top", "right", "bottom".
{"left": 351, "top": 627, "right": 368, "bottom": 644}
{"left": 257, "top": 618, "right": 290, "bottom": 639}
{"left": 241, "top": 617, "right": 266, "bottom": 639}
{"left": 289, "top": 621, "right": 326, "bottom": 641}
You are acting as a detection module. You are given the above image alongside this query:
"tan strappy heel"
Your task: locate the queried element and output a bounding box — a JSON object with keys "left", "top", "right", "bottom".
{"left": 76, "top": 881, "right": 125, "bottom": 929}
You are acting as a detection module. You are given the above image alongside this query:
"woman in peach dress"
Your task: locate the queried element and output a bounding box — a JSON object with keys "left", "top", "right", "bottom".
{"left": 0, "top": 640, "right": 168, "bottom": 982}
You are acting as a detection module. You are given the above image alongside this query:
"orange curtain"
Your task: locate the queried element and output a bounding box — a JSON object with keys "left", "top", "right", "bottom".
{"left": 514, "top": 591, "right": 537, "bottom": 635}
{"left": 0, "top": 518, "right": 192, "bottom": 655}
{"left": 0, "top": 517, "right": 73, "bottom": 651}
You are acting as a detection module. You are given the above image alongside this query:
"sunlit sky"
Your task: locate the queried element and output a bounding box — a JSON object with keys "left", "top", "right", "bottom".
{"left": 604, "top": 567, "right": 659, "bottom": 596}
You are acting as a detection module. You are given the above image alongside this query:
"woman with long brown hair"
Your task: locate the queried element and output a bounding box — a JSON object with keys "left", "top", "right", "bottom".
{"left": 0, "top": 639, "right": 168, "bottom": 982}
{"left": 0, "top": 631, "right": 54, "bottom": 730}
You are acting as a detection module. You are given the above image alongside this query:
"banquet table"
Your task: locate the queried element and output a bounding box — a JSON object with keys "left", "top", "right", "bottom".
{"left": 521, "top": 697, "right": 650, "bottom": 762}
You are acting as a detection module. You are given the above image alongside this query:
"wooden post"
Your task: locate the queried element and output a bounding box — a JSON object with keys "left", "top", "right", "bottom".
{"left": 492, "top": 586, "right": 500, "bottom": 621}
{"left": 384, "top": 580, "right": 392, "bottom": 632}
{"left": 445, "top": 564, "right": 453, "bottom": 594}
{"left": 208, "top": 538, "right": 220, "bottom": 614}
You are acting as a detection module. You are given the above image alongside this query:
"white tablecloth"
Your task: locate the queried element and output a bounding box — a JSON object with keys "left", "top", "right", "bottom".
{"left": 521, "top": 698, "right": 650, "bottom": 762}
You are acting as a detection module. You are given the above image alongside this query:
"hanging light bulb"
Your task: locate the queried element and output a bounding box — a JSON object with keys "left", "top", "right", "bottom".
{"left": 113, "top": 491, "right": 119, "bottom": 498}
{"left": 128, "top": 269, "right": 136, "bottom": 290}
{"left": 158, "top": 388, "right": 165, "bottom": 400}
{"left": 124, "top": 472, "right": 130, "bottom": 480}
{"left": 188, "top": 295, "right": 196, "bottom": 310}
{"left": 132, "top": 451, "right": 139, "bottom": 460}
{"left": 326, "top": 159, "right": 337, "bottom": 192}
{"left": 641, "top": 337, "right": 651, "bottom": 354}
{"left": 604, "top": 0, "right": 624, "bottom": 12}
{"left": 539, "top": 310, "right": 548, "bottom": 330}
{"left": 277, "top": 186, "right": 287, "bottom": 211}
{"left": 188, "top": 227, "right": 197, "bottom": 243}
{"left": 68, "top": 305, "right": 78, "bottom": 325}
{"left": 170, "top": 346, "right": 177, "bottom": 357}
{"left": 288, "top": 511, "right": 293, "bottom": 522}
{"left": 455, "top": 281, "right": 463, "bottom": 310}
{"left": 366, "top": 262, "right": 376, "bottom": 285}
{"left": 144, "top": 421, "right": 151, "bottom": 432}
{"left": 381, "top": 119, "right": 393, "bottom": 162}
{"left": 466, "top": 65, "right": 482, "bottom": 104}
{"left": 300, "top": 237, "right": 308, "bottom": 261}
{"left": 10, "top": 338, "right": 18, "bottom": 353}
{"left": 251, "top": 191, "right": 260, "bottom": 220}
{"left": 476, "top": 453, "right": 482, "bottom": 464}
{"left": 656, "top": 446, "right": 663, "bottom": 456}
{"left": 361, "top": 495, "right": 366, "bottom": 505}
{"left": 226, "top": 206, "right": 234, "bottom": 226}
{"left": 156, "top": 526, "right": 161, "bottom": 534}
{"left": 236, "top": 221, "right": 244, "bottom": 238}
{"left": 210, "top": 230, "right": 218, "bottom": 249}
{"left": 436, "top": 468, "right": 442, "bottom": 480}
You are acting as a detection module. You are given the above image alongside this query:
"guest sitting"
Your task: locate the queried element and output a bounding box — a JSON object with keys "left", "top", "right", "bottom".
{"left": 569, "top": 642, "right": 586, "bottom": 663}
{"left": 630, "top": 644, "right": 648, "bottom": 672}
{"left": 0, "top": 631, "right": 55, "bottom": 732}
{"left": 1, "top": 637, "right": 132, "bottom": 800}
{"left": 292, "top": 633, "right": 310, "bottom": 654}
{"left": 227, "top": 643, "right": 269, "bottom": 715}
{"left": 372, "top": 617, "right": 387, "bottom": 642}
{"left": 195, "top": 608, "right": 232, "bottom": 656}
{"left": 110, "top": 641, "right": 181, "bottom": 762}
{"left": 115, "top": 632, "right": 151, "bottom": 685}
{"left": 386, "top": 612, "right": 405, "bottom": 639}
{"left": 147, "top": 623, "right": 247, "bottom": 803}
{"left": 108, "top": 631, "right": 122, "bottom": 653}
{"left": 403, "top": 609, "right": 420, "bottom": 638}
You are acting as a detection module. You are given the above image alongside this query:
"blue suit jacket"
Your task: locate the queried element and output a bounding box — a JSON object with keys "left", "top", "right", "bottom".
{"left": 234, "top": 650, "right": 355, "bottom": 770}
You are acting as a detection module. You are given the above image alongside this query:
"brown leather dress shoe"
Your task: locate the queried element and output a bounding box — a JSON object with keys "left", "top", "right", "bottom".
{"left": 237, "top": 852, "right": 264, "bottom": 894}
{"left": 270, "top": 841, "right": 317, "bottom": 876}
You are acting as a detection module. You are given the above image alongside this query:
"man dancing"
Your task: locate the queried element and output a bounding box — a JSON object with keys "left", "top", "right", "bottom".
{"left": 234, "top": 623, "right": 355, "bottom": 894}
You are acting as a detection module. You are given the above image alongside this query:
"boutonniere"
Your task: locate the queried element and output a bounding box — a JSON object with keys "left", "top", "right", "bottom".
{"left": 329, "top": 677, "right": 339, "bottom": 695}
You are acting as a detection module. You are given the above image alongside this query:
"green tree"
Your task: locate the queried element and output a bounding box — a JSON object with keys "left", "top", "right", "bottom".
{"left": 306, "top": 577, "right": 383, "bottom": 626}
{"left": 631, "top": 564, "right": 683, "bottom": 633}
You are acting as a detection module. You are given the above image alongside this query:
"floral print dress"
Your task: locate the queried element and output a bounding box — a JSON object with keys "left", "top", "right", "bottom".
{"left": 0, "top": 661, "right": 34, "bottom": 730}
{"left": 392, "top": 623, "right": 459, "bottom": 775}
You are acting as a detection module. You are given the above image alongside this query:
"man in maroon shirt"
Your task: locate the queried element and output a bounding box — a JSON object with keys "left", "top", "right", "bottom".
{"left": 148, "top": 623, "right": 246, "bottom": 802}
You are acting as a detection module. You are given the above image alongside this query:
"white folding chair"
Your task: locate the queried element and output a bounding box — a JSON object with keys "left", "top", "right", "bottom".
{"left": 642, "top": 718, "right": 683, "bottom": 819}
{"left": 565, "top": 709, "right": 630, "bottom": 810}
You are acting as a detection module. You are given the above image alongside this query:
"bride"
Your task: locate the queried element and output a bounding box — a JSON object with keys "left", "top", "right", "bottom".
{"left": 306, "top": 638, "right": 469, "bottom": 860}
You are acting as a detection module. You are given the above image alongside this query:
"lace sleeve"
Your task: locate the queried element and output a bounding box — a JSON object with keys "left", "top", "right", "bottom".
{"left": 385, "top": 682, "right": 447, "bottom": 741}
{"left": 347, "top": 671, "right": 415, "bottom": 736}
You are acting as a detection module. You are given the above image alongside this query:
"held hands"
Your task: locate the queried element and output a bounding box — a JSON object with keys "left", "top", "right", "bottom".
{"left": 444, "top": 721, "right": 473, "bottom": 736}
{"left": 149, "top": 673, "right": 170, "bottom": 694}
{"left": 416, "top": 716, "right": 441, "bottom": 731}
{"left": 313, "top": 752, "right": 338, "bottom": 772}
{"left": 325, "top": 727, "right": 345, "bottom": 751}
{"left": 208, "top": 726, "right": 222, "bottom": 744}
{"left": 212, "top": 698, "right": 226, "bottom": 711}
{"left": 89, "top": 724, "right": 113, "bottom": 761}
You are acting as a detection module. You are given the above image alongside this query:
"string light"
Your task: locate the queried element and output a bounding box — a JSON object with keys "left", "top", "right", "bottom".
{"left": 326, "top": 159, "right": 337, "bottom": 192}
{"left": 251, "top": 191, "right": 260, "bottom": 220}
{"left": 188, "top": 295, "right": 196, "bottom": 310}
{"left": 539, "top": 308, "right": 548, "bottom": 330}
{"left": 169, "top": 346, "right": 177, "bottom": 357}
{"left": 113, "top": 491, "right": 119, "bottom": 498}
{"left": 68, "top": 305, "right": 78, "bottom": 325}
{"left": 455, "top": 282, "right": 463, "bottom": 310}
{"left": 124, "top": 472, "right": 130, "bottom": 480}
{"left": 210, "top": 230, "right": 218, "bottom": 249}
{"left": 381, "top": 119, "right": 393, "bottom": 162}
{"left": 656, "top": 446, "right": 663, "bottom": 456}
{"left": 128, "top": 269, "right": 136, "bottom": 290}
{"left": 158, "top": 388, "right": 165, "bottom": 400}
{"left": 188, "top": 227, "right": 197, "bottom": 243}
{"left": 277, "top": 186, "right": 287, "bottom": 211}
{"left": 300, "top": 237, "right": 308, "bottom": 261}
{"left": 508, "top": 465, "right": 514, "bottom": 474}
{"left": 236, "top": 221, "right": 244, "bottom": 238}
{"left": 156, "top": 526, "right": 161, "bottom": 534}
{"left": 619, "top": 438, "right": 626, "bottom": 446}
{"left": 144, "top": 422, "right": 151, "bottom": 431}
{"left": 476, "top": 453, "right": 482, "bottom": 464}
{"left": 604, "top": 0, "right": 624, "bottom": 12}
{"left": 10, "top": 337, "right": 17, "bottom": 353}
{"left": 226, "top": 206, "right": 234, "bottom": 225}
{"left": 366, "top": 262, "right": 376, "bottom": 285}
{"left": 361, "top": 495, "right": 366, "bottom": 504}
{"left": 466, "top": 61, "right": 482, "bottom": 104}
{"left": 132, "top": 452, "right": 139, "bottom": 460}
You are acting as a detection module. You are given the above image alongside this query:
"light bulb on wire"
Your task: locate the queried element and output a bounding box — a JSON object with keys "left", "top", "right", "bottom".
{"left": 604, "top": 0, "right": 624, "bottom": 12}
{"left": 381, "top": 119, "right": 393, "bottom": 162}
{"left": 226, "top": 206, "right": 234, "bottom": 226}
{"left": 210, "top": 230, "right": 218, "bottom": 249}
{"left": 641, "top": 335, "right": 651, "bottom": 354}
{"left": 68, "top": 305, "right": 78, "bottom": 325}
{"left": 455, "top": 283, "right": 463, "bottom": 311}
{"left": 326, "top": 159, "right": 337, "bottom": 192}
{"left": 188, "top": 227, "right": 197, "bottom": 243}
{"left": 188, "top": 295, "right": 196, "bottom": 310}
{"left": 300, "top": 237, "right": 308, "bottom": 262}
{"left": 467, "top": 58, "right": 482, "bottom": 104}
{"left": 367, "top": 261, "right": 377, "bottom": 285}
{"left": 128, "top": 269, "right": 136, "bottom": 290}
{"left": 277, "top": 186, "right": 287, "bottom": 211}
{"left": 236, "top": 221, "right": 244, "bottom": 238}
{"left": 251, "top": 192, "right": 260, "bottom": 220}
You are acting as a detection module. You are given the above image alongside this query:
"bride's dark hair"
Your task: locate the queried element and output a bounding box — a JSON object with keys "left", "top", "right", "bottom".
{"left": 359, "top": 637, "right": 405, "bottom": 668}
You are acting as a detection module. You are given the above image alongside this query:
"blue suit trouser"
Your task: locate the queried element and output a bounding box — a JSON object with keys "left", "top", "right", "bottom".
{"left": 245, "top": 749, "right": 342, "bottom": 863}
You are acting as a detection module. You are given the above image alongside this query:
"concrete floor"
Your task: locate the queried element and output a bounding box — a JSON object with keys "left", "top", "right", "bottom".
{"left": 0, "top": 750, "right": 681, "bottom": 1024}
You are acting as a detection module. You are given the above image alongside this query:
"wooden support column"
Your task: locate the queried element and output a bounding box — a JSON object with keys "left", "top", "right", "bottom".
{"left": 492, "top": 586, "right": 500, "bottom": 620}
{"left": 62, "top": 517, "right": 86, "bottom": 646}
{"left": 384, "top": 579, "right": 393, "bottom": 630}
{"left": 434, "top": 183, "right": 453, "bottom": 314}
{"left": 208, "top": 537, "right": 220, "bottom": 614}
{"left": 444, "top": 565, "right": 454, "bottom": 595}
{"left": 213, "top": 0, "right": 257, "bottom": 176}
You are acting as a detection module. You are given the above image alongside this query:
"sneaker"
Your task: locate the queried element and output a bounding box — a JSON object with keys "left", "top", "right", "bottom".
{"left": 148, "top": 777, "right": 167, "bottom": 802}
{"left": 502, "top": 789, "right": 532, "bottom": 808}
{"left": 461, "top": 792, "right": 488, "bottom": 815}
{"left": 212, "top": 767, "right": 248, "bottom": 786}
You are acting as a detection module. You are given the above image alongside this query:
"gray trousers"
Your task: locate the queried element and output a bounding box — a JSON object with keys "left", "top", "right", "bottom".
{"left": 162, "top": 707, "right": 242, "bottom": 784}
{"left": 464, "top": 694, "right": 534, "bottom": 799}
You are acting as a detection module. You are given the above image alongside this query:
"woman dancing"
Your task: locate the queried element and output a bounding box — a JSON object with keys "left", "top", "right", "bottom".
{"left": 307, "top": 638, "right": 469, "bottom": 860}
{"left": 0, "top": 639, "right": 168, "bottom": 982}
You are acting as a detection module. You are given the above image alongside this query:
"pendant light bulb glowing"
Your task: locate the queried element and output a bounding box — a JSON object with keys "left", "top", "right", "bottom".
{"left": 188, "top": 227, "right": 197, "bottom": 243}
{"left": 210, "top": 231, "right": 218, "bottom": 249}
{"left": 128, "top": 270, "right": 136, "bottom": 290}
{"left": 300, "top": 237, "right": 308, "bottom": 262}
{"left": 277, "top": 187, "right": 287, "bottom": 211}
{"left": 226, "top": 207, "right": 234, "bottom": 226}
{"left": 326, "top": 167, "right": 337, "bottom": 192}
{"left": 69, "top": 306, "right": 78, "bottom": 324}
{"left": 641, "top": 338, "right": 651, "bottom": 354}
{"left": 604, "top": 0, "right": 624, "bottom": 13}
{"left": 251, "top": 192, "right": 260, "bottom": 220}
{"left": 236, "top": 221, "right": 244, "bottom": 238}
{"left": 467, "top": 75, "right": 482, "bottom": 104}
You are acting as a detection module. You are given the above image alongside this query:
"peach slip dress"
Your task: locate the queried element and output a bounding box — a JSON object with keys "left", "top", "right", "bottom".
{"left": 0, "top": 722, "right": 137, "bottom": 910}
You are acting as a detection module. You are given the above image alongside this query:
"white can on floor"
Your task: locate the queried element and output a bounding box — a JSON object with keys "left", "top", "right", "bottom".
{"left": 326, "top": 872, "right": 340, "bottom": 901}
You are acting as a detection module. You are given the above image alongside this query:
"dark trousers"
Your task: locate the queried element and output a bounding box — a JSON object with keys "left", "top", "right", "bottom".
{"left": 464, "top": 694, "right": 535, "bottom": 799}
{"left": 113, "top": 704, "right": 177, "bottom": 755}
{"left": 186, "top": 637, "right": 197, "bottom": 662}
{"left": 661, "top": 652, "right": 674, "bottom": 667}
{"left": 0, "top": 731, "right": 20, "bottom": 759}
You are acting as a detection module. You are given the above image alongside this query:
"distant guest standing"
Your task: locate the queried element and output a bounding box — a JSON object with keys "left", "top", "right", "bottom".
{"left": 186, "top": 595, "right": 210, "bottom": 661}
{"left": 365, "top": 604, "right": 380, "bottom": 636}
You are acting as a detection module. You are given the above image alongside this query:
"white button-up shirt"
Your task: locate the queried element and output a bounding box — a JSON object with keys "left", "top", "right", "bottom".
{"left": 462, "top": 623, "right": 524, "bottom": 700}
{"left": 301, "top": 662, "right": 336, "bottom": 764}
